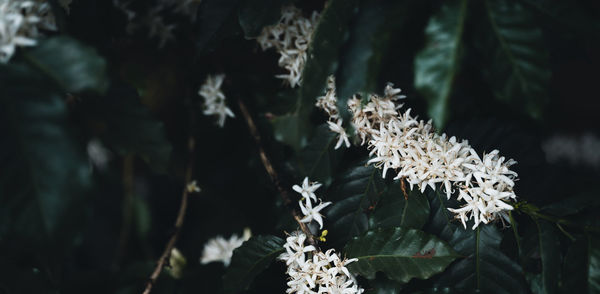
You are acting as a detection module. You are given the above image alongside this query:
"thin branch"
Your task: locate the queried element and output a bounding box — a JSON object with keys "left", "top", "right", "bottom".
{"left": 237, "top": 99, "right": 316, "bottom": 245}
{"left": 142, "top": 134, "right": 196, "bottom": 294}
{"left": 115, "top": 155, "right": 135, "bottom": 266}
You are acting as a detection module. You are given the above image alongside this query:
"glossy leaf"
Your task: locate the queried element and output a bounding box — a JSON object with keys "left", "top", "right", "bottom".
{"left": 561, "top": 235, "right": 600, "bottom": 293}
{"left": 325, "top": 163, "right": 386, "bottom": 246}
{"left": 24, "top": 36, "right": 108, "bottom": 93}
{"left": 295, "top": 124, "right": 343, "bottom": 185}
{"left": 222, "top": 235, "right": 285, "bottom": 293}
{"left": 533, "top": 219, "right": 560, "bottom": 294}
{"left": 414, "top": 0, "right": 468, "bottom": 129}
{"left": 238, "top": 0, "right": 289, "bottom": 38}
{"left": 369, "top": 185, "right": 430, "bottom": 230}
{"left": 481, "top": 0, "right": 551, "bottom": 119}
{"left": 345, "top": 227, "right": 458, "bottom": 283}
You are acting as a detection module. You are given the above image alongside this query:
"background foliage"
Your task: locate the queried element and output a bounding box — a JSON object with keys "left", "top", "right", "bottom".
{"left": 1, "top": 0, "right": 599, "bottom": 293}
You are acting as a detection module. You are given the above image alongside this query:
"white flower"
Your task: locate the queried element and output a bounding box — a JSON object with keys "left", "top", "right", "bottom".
{"left": 257, "top": 6, "right": 319, "bottom": 88}
{"left": 299, "top": 198, "right": 331, "bottom": 229}
{"left": 328, "top": 120, "right": 351, "bottom": 150}
{"left": 200, "top": 228, "right": 251, "bottom": 267}
{"left": 186, "top": 180, "right": 201, "bottom": 193}
{"left": 292, "top": 177, "right": 322, "bottom": 202}
{"left": 87, "top": 139, "right": 112, "bottom": 171}
{"left": 198, "top": 74, "right": 235, "bottom": 127}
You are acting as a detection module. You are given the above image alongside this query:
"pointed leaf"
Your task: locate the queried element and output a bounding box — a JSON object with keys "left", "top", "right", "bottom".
{"left": 222, "top": 235, "right": 285, "bottom": 293}
{"left": 344, "top": 227, "right": 459, "bottom": 283}
{"left": 414, "top": 0, "right": 468, "bottom": 129}
{"left": 325, "top": 163, "right": 386, "bottom": 246}
{"left": 369, "top": 185, "right": 430, "bottom": 230}
{"left": 481, "top": 0, "right": 551, "bottom": 119}
{"left": 24, "top": 36, "right": 108, "bottom": 93}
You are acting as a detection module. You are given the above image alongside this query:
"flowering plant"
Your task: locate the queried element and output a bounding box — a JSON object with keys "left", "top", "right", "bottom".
{"left": 0, "top": 0, "right": 598, "bottom": 293}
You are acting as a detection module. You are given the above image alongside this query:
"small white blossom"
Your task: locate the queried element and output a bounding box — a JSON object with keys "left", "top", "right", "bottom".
{"left": 87, "top": 139, "right": 112, "bottom": 171}
{"left": 257, "top": 6, "right": 319, "bottom": 88}
{"left": 292, "top": 177, "right": 322, "bottom": 202}
{"left": 198, "top": 74, "right": 235, "bottom": 127}
{"left": 186, "top": 180, "right": 201, "bottom": 193}
{"left": 200, "top": 228, "right": 251, "bottom": 267}
{"left": 327, "top": 120, "right": 351, "bottom": 150}
{"left": 299, "top": 198, "right": 331, "bottom": 229}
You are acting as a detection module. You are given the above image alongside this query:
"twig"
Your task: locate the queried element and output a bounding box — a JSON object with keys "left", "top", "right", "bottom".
{"left": 237, "top": 99, "right": 316, "bottom": 245}
{"left": 142, "top": 135, "right": 196, "bottom": 294}
{"left": 115, "top": 155, "right": 135, "bottom": 266}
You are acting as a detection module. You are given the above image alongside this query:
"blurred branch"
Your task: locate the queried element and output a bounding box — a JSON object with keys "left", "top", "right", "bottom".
{"left": 142, "top": 117, "right": 196, "bottom": 294}
{"left": 115, "top": 154, "right": 135, "bottom": 266}
{"left": 237, "top": 100, "right": 316, "bottom": 245}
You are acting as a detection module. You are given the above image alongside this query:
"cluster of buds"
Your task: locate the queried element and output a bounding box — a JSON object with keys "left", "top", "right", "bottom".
{"left": 316, "top": 76, "right": 518, "bottom": 229}
{"left": 0, "top": 0, "right": 57, "bottom": 62}
{"left": 198, "top": 74, "right": 235, "bottom": 127}
{"left": 257, "top": 5, "right": 319, "bottom": 88}
{"left": 279, "top": 231, "right": 364, "bottom": 294}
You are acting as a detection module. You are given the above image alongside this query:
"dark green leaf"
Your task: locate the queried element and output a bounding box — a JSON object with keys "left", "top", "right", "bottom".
{"left": 0, "top": 64, "right": 91, "bottom": 237}
{"left": 369, "top": 185, "right": 430, "bottom": 230}
{"left": 271, "top": 112, "right": 309, "bottom": 151}
{"left": 325, "top": 162, "right": 386, "bottom": 246}
{"left": 195, "top": 0, "right": 241, "bottom": 52}
{"left": 222, "top": 235, "right": 285, "bottom": 293}
{"left": 238, "top": 0, "right": 289, "bottom": 38}
{"left": 518, "top": 0, "right": 600, "bottom": 39}
{"left": 481, "top": 0, "right": 551, "bottom": 119}
{"left": 414, "top": 0, "right": 468, "bottom": 129}
{"left": 77, "top": 85, "right": 172, "bottom": 171}
{"left": 365, "top": 275, "right": 403, "bottom": 294}
{"left": 24, "top": 36, "right": 108, "bottom": 93}
{"left": 345, "top": 227, "right": 458, "bottom": 283}
{"left": 533, "top": 219, "right": 560, "bottom": 294}
{"left": 561, "top": 235, "right": 600, "bottom": 294}
{"left": 295, "top": 124, "right": 343, "bottom": 185}
{"left": 541, "top": 192, "right": 600, "bottom": 217}
{"left": 591, "top": 236, "right": 600, "bottom": 293}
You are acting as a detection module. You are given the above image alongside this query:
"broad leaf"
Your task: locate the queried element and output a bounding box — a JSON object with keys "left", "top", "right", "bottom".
{"left": 24, "top": 36, "right": 108, "bottom": 93}
{"left": 238, "top": 0, "right": 289, "bottom": 38}
{"left": 271, "top": 113, "right": 309, "bottom": 152}
{"left": 561, "top": 235, "right": 600, "bottom": 294}
{"left": 532, "top": 219, "right": 560, "bottom": 294}
{"left": 369, "top": 185, "right": 430, "bottom": 230}
{"left": 325, "top": 163, "right": 386, "bottom": 246}
{"left": 222, "top": 235, "right": 285, "bottom": 293}
{"left": 295, "top": 124, "right": 343, "bottom": 185}
{"left": 345, "top": 227, "right": 458, "bottom": 283}
{"left": 365, "top": 275, "right": 403, "bottom": 294}
{"left": 481, "top": 0, "right": 551, "bottom": 119}
{"left": 519, "top": 0, "right": 600, "bottom": 39}
{"left": 76, "top": 85, "right": 172, "bottom": 172}
{"left": 414, "top": 0, "right": 468, "bottom": 129}
{"left": 195, "top": 0, "right": 241, "bottom": 52}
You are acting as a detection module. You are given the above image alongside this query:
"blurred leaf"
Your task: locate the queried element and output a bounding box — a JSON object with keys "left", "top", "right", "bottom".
{"left": 533, "top": 219, "right": 560, "bottom": 294}
{"left": 271, "top": 113, "right": 309, "bottom": 151}
{"left": 344, "top": 227, "right": 458, "bottom": 283}
{"left": 0, "top": 64, "right": 91, "bottom": 237}
{"left": 295, "top": 124, "right": 343, "bottom": 185}
{"left": 77, "top": 85, "right": 172, "bottom": 171}
{"left": 369, "top": 185, "right": 430, "bottom": 230}
{"left": 541, "top": 192, "right": 600, "bottom": 217}
{"left": 238, "top": 0, "right": 289, "bottom": 38}
{"left": 325, "top": 162, "right": 386, "bottom": 246}
{"left": 480, "top": 0, "right": 551, "bottom": 119}
{"left": 414, "top": 0, "right": 468, "bottom": 129}
{"left": 365, "top": 275, "right": 403, "bottom": 294}
{"left": 518, "top": 0, "right": 600, "bottom": 39}
{"left": 25, "top": 36, "right": 108, "bottom": 93}
{"left": 195, "top": 0, "right": 241, "bottom": 52}
{"left": 561, "top": 235, "right": 600, "bottom": 294}
{"left": 424, "top": 191, "right": 528, "bottom": 293}
{"left": 297, "top": 0, "right": 359, "bottom": 116}
{"left": 222, "top": 235, "right": 285, "bottom": 293}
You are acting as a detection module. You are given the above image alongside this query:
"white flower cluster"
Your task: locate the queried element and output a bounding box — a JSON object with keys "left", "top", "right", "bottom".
{"left": 292, "top": 177, "right": 331, "bottom": 229}
{"left": 316, "top": 77, "right": 519, "bottom": 229}
{"left": 200, "top": 228, "right": 251, "bottom": 267}
{"left": 315, "top": 76, "right": 353, "bottom": 150}
{"left": 0, "top": 0, "right": 56, "bottom": 63}
{"left": 279, "top": 231, "right": 364, "bottom": 294}
{"left": 257, "top": 6, "right": 319, "bottom": 88}
{"left": 198, "top": 74, "right": 235, "bottom": 127}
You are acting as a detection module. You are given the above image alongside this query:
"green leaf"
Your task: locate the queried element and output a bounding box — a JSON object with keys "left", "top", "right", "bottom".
{"left": 369, "top": 185, "right": 430, "bottom": 230}
{"left": 295, "top": 124, "right": 344, "bottom": 185}
{"left": 345, "top": 227, "right": 458, "bottom": 283}
{"left": 561, "top": 235, "right": 600, "bottom": 294}
{"left": 481, "top": 0, "right": 551, "bottom": 119}
{"left": 518, "top": 0, "right": 600, "bottom": 39}
{"left": 414, "top": 0, "right": 468, "bottom": 129}
{"left": 533, "top": 219, "right": 560, "bottom": 294}
{"left": 238, "top": 0, "right": 289, "bottom": 38}
{"left": 222, "top": 235, "right": 285, "bottom": 293}
{"left": 0, "top": 64, "right": 91, "bottom": 237}
{"left": 24, "top": 36, "right": 108, "bottom": 93}
{"left": 325, "top": 163, "right": 386, "bottom": 246}
{"left": 297, "top": 0, "right": 358, "bottom": 116}
{"left": 271, "top": 112, "right": 309, "bottom": 151}
{"left": 541, "top": 192, "right": 600, "bottom": 217}
{"left": 424, "top": 191, "right": 528, "bottom": 293}
{"left": 77, "top": 85, "right": 172, "bottom": 171}
{"left": 365, "top": 275, "right": 403, "bottom": 294}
